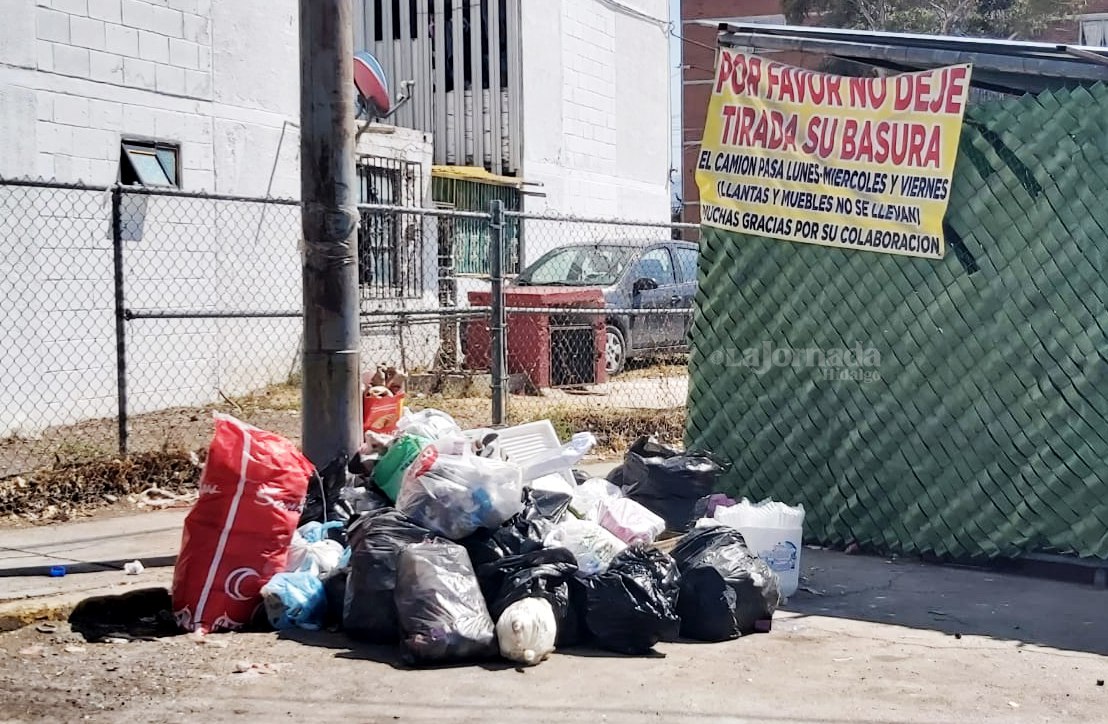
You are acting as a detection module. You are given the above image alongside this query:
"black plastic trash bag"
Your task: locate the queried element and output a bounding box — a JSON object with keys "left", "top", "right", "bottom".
{"left": 300, "top": 455, "right": 355, "bottom": 528}
{"left": 394, "top": 541, "right": 497, "bottom": 665}
{"left": 477, "top": 547, "right": 579, "bottom": 645}
{"left": 462, "top": 490, "right": 557, "bottom": 570}
{"left": 343, "top": 509, "right": 433, "bottom": 643}
{"left": 527, "top": 487, "right": 573, "bottom": 522}
{"left": 617, "top": 436, "right": 730, "bottom": 532}
{"left": 477, "top": 547, "right": 577, "bottom": 616}
{"left": 321, "top": 567, "right": 348, "bottom": 630}
{"left": 670, "top": 525, "right": 781, "bottom": 641}
{"left": 579, "top": 546, "right": 681, "bottom": 654}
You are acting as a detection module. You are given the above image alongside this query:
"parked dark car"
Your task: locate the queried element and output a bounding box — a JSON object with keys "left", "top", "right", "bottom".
{"left": 513, "top": 240, "right": 698, "bottom": 375}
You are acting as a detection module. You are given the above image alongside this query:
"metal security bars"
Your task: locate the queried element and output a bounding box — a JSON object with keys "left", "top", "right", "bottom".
{"left": 358, "top": 155, "right": 427, "bottom": 299}
{"left": 353, "top": 0, "right": 523, "bottom": 174}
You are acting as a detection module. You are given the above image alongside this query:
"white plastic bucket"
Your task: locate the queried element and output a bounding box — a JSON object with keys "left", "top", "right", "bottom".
{"left": 731, "top": 524, "right": 802, "bottom": 598}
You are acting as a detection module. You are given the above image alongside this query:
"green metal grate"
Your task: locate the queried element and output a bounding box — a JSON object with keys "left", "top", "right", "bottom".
{"left": 687, "top": 85, "right": 1108, "bottom": 561}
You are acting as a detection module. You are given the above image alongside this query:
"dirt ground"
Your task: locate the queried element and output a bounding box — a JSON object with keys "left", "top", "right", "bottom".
{"left": 1, "top": 363, "right": 688, "bottom": 480}
{"left": 0, "top": 549, "right": 1103, "bottom": 724}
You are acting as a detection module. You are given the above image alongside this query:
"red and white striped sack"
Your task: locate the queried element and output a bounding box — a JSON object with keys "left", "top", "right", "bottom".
{"left": 172, "top": 414, "right": 314, "bottom": 633}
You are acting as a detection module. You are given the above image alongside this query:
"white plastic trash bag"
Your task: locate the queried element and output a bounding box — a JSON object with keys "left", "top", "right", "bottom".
{"left": 286, "top": 521, "right": 345, "bottom": 577}
{"left": 496, "top": 597, "right": 558, "bottom": 666}
{"left": 396, "top": 448, "right": 524, "bottom": 540}
{"left": 396, "top": 408, "right": 461, "bottom": 440}
{"left": 544, "top": 519, "right": 627, "bottom": 576}
{"left": 597, "top": 497, "right": 666, "bottom": 546}
{"left": 713, "top": 499, "right": 806, "bottom": 529}
{"left": 570, "top": 478, "right": 624, "bottom": 521}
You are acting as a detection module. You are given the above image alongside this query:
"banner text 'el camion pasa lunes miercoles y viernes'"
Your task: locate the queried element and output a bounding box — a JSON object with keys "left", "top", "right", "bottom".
{"left": 695, "top": 50, "right": 972, "bottom": 260}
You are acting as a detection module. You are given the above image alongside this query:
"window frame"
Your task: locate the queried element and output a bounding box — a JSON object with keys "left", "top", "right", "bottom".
{"left": 673, "top": 245, "right": 699, "bottom": 284}
{"left": 1079, "top": 13, "right": 1108, "bottom": 45}
{"left": 120, "top": 140, "right": 181, "bottom": 188}
{"left": 634, "top": 246, "right": 677, "bottom": 287}
{"left": 358, "top": 163, "right": 404, "bottom": 296}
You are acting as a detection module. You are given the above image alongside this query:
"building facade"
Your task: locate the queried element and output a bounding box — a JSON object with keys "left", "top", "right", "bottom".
{"left": 357, "top": 0, "right": 673, "bottom": 222}
{"left": 0, "top": 0, "right": 440, "bottom": 438}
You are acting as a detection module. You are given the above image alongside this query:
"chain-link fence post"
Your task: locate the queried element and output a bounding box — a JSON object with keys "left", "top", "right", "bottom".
{"left": 110, "top": 185, "right": 129, "bottom": 456}
{"left": 488, "top": 199, "right": 507, "bottom": 426}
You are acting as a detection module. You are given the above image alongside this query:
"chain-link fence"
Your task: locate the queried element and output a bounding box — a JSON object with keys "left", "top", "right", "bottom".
{"left": 0, "top": 178, "right": 694, "bottom": 477}
{"left": 489, "top": 210, "right": 696, "bottom": 447}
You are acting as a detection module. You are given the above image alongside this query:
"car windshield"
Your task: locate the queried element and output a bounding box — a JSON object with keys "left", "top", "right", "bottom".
{"left": 516, "top": 244, "right": 640, "bottom": 286}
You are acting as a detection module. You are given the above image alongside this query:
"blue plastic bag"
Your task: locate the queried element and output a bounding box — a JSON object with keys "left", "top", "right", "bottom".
{"left": 298, "top": 521, "right": 344, "bottom": 544}
{"left": 261, "top": 571, "right": 326, "bottom": 630}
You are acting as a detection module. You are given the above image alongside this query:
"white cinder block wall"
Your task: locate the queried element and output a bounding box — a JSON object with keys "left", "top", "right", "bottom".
{"left": 519, "top": 0, "right": 672, "bottom": 224}
{"left": 0, "top": 0, "right": 435, "bottom": 438}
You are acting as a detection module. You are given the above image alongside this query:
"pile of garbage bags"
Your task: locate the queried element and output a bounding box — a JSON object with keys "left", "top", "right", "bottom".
{"left": 174, "top": 413, "right": 790, "bottom": 667}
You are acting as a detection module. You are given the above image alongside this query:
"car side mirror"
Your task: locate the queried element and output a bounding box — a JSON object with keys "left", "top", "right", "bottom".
{"left": 633, "top": 277, "right": 659, "bottom": 294}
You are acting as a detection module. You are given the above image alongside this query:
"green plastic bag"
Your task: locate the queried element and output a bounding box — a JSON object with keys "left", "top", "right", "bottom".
{"left": 372, "top": 435, "right": 430, "bottom": 501}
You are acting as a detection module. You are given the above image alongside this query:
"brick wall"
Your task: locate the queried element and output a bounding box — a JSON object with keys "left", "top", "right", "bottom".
{"left": 679, "top": 1, "right": 788, "bottom": 225}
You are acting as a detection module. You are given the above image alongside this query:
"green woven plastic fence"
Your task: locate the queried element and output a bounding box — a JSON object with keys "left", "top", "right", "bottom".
{"left": 687, "top": 85, "right": 1108, "bottom": 561}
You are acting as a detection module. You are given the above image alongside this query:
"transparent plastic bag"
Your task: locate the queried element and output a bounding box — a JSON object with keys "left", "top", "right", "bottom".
{"left": 570, "top": 478, "right": 624, "bottom": 521}
{"left": 286, "top": 525, "right": 345, "bottom": 577}
{"left": 543, "top": 518, "right": 627, "bottom": 576}
{"left": 396, "top": 448, "right": 524, "bottom": 540}
{"left": 394, "top": 542, "right": 496, "bottom": 664}
{"left": 396, "top": 408, "right": 461, "bottom": 440}
{"left": 597, "top": 497, "right": 666, "bottom": 546}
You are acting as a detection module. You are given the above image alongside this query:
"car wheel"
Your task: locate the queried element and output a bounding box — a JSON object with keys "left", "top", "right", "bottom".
{"left": 605, "top": 325, "right": 626, "bottom": 376}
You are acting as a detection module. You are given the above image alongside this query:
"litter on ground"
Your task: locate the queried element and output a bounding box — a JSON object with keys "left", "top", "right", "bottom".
{"left": 100, "top": 398, "right": 807, "bottom": 668}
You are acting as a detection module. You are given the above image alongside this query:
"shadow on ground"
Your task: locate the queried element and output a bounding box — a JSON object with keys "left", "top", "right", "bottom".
{"left": 784, "top": 548, "right": 1108, "bottom": 657}
{"left": 277, "top": 628, "right": 522, "bottom": 671}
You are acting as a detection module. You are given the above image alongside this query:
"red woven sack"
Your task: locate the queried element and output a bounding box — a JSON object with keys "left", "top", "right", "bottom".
{"left": 173, "top": 414, "right": 314, "bottom": 633}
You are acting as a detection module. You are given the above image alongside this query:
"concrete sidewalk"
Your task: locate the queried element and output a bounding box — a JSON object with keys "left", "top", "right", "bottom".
{"left": 0, "top": 509, "right": 185, "bottom": 630}
{"left": 0, "top": 508, "right": 186, "bottom": 578}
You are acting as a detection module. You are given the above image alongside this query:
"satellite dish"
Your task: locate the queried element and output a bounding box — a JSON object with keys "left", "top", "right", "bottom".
{"left": 354, "top": 51, "right": 392, "bottom": 121}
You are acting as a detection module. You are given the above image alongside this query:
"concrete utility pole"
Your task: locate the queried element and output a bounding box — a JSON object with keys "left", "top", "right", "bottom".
{"left": 299, "top": 0, "right": 361, "bottom": 467}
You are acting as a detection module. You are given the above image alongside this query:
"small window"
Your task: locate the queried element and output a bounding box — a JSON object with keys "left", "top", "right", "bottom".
{"left": 358, "top": 162, "right": 404, "bottom": 294}
{"left": 1080, "top": 16, "right": 1108, "bottom": 45}
{"left": 120, "top": 141, "right": 180, "bottom": 187}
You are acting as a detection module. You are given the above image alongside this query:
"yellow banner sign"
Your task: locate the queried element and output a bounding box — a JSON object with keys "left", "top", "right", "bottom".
{"left": 695, "top": 50, "right": 972, "bottom": 260}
